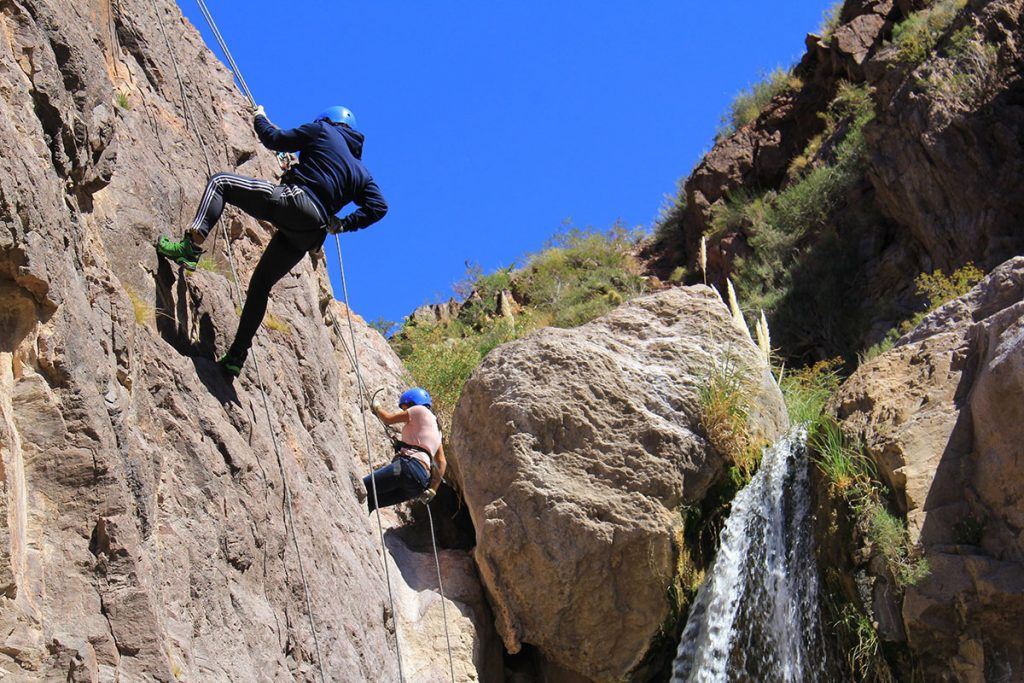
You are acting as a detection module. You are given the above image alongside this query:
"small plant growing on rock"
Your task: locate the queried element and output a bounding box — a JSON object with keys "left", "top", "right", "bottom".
{"left": 866, "top": 506, "right": 930, "bottom": 587}
{"left": 925, "top": 26, "right": 999, "bottom": 108}
{"left": 829, "top": 600, "right": 895, "bottom": 683}
{"left": 719, "top": 67, "right": 803, "bottom": 138}
{"left": 114, "top": 88, "right": 132, "bottom": 110}
{"left": 860, "top": 263, "right": 983, "bottom": 362}
{"left": 780, "top": 357, "right": 843, "bottom": 428}
{"left": 890, "top": 0, "right": 967, "bottom": 66}
{"left": 262, "top": 312, "right": 291, "bottom": 335}
{"left": 817, "top": 1, "right": 844, "bottom": 44}
{"left": 698, "top": 356, "right": 766, "bottom": 482}
{"left": 126, "top": 288, "right": 153, "bottom": 327}
{"left": 811, "top": 419, "right": 875, "bottom": 503}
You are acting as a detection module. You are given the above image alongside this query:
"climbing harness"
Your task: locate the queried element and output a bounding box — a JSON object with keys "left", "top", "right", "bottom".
{"left": 153, "top": 4, "right": 326, "bottom": 681}
{"left": 179, "top": 4, "right": 458, "bottom": 680}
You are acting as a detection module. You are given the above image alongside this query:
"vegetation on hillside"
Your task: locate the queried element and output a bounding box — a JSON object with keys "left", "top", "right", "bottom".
{"left": 861, "top": 263, "right": 983, "bottom": 361}
{"left": 890, "top": 0, "right": 967, "bottom": 66}
{"left": 718, "top": 67, "right": 803, "bottom": 139}
{"left": 391, "top": 225, "right": 647, "bottom": 424}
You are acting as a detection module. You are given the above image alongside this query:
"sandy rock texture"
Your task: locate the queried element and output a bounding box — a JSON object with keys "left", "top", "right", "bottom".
{"left": 832, "top": 256, "right": 1024, "bottom": 680}
{"left": 0, "top": 0, "right": 492, "bottom": 680}
{"left": 451, "top": 286, "right": 788, "bottom": 682}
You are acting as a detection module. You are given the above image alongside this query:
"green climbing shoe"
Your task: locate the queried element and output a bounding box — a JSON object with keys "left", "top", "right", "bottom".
{"left": 156, "top": 234, "right": 203, "bottom": 271}
{"left": 218, "top": 351, "right": 246, "bottom": 378}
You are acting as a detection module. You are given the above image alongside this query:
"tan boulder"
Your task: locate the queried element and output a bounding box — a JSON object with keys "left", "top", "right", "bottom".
{"left": 452, "top": 286, "right": 787, "bottom": 681}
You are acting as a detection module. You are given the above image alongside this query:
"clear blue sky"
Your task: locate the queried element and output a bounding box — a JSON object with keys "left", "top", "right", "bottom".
{"left": 177, "top": 1, "right": 834, "bottom": 327}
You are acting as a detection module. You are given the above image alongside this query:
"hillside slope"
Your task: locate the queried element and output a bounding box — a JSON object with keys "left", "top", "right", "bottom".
{"left": 650, "top": 0, "right": 1023, "bottom": 363}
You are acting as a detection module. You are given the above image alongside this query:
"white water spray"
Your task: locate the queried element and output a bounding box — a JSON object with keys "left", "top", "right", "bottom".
{"left": 672, "top": 428, "right": 829, "bottom": 682}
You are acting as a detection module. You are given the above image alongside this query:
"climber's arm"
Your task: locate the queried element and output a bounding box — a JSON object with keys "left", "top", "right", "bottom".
{"left": 254, "top": 113, "right": 317, "bottom": 153}
{"left": 430, "top": 444, "right": 446, "bottom": 492}
{"left": 374, "top": 406, "right": 409, "bottom": 426}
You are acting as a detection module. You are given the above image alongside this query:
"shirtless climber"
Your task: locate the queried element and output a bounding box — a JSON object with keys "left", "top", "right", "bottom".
{"left": 365, "top": 388, "right": 447, "bottom": 512}
{"left": 156, "top": 105, "right": 388, "bottom": 378}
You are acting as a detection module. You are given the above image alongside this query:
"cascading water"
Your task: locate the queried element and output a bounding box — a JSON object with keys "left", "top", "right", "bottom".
{"left": 672, "top": 428, "right": 831, "bottom": 682}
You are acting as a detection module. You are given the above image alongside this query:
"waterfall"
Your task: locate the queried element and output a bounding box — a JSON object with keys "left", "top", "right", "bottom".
{"left": 672, "top": 428, "right": 830, "bottom": 682}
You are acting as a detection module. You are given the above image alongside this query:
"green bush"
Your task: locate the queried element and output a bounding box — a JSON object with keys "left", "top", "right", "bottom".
{"left": 932, "top": 27, "right": 999, "bottom": 107}
{"left": 719, "top": 67, "right": 803, "bottom": 138}
{"left": 114, "top": 89, "right": 132, "bottom": 110}
{"left": 780, "top": 358, "right": 843, "bottom": 428}
{"left": 818, "top": 1, "right": 844, "bottom": 43}
{"left": 891, "top": 0, "right": 967, "bottom": 65}
{"left": 811, "top": 419, "right": 876, "bottom": 504}
{"left": 708, "top": 83, "right": 876, "bottom": 329}
{"left": 394, "top": 226, "right": 647, "bottom": 422}
{"left": 698, "top": 356, "right": 767, "bottom": 482}
{"left": 867, "top": 505, "right": 930, "bottom": 587}
{"left": 860, "top": 263, "right": 983, "bottom": 362}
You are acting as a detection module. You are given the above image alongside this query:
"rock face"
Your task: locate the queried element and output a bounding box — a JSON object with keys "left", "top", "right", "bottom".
{"left": 0, "top": 0, "right": 493, "bottom": 680}
{"left": 832, "top": 257, "right": 1024, "bottom": 680}
{"left": 451, "top": 287, "right": 788, "bottom": 681}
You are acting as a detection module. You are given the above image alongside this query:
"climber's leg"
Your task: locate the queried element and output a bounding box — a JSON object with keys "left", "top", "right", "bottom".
{"left": 157, "top": 173, "right": 275, "bottom": 270}
{"left": 363, "top": 458, "right": 429, "bottom": 513}
{"left": 220, "top": 232, "right": 305, "bottom": 375}
{"left": 363, "top": 461, "right": 408, "bottom": 513}
{"left": 189, "top": 173, "right": 276, "bottom": 242}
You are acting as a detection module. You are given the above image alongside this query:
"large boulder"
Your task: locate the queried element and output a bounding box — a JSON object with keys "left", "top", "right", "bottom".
{"left": 451, "top": 286, "right": 788, "bottom": 681}
{"left": 832, "top": 256, "right": 1024, "bottom": 679}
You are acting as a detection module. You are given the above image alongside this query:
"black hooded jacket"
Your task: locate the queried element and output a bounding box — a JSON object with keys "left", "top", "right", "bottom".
{"left": 254, "top": 114, "right": 388, "bottom": 232}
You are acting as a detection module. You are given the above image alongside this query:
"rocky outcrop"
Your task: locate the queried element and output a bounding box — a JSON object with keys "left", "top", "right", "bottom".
{"left": 451, "top": 286, "right": 788, "bottom": 681}
{"left": 649, "top": 0, "right": 1024, "bottom": 361}
{"left": 831, "top": 256, "right": 1024, "bottom": 680}
{"left": 0, "top": 0, "right": 492, "bottom": 679}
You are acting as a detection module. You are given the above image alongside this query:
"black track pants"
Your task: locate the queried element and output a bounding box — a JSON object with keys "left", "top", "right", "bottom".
{"left": 188, "top": 173, "right": 328, "bottom": 358}
{"left": 227, "top": 232, "right": 307, "bottom": 359}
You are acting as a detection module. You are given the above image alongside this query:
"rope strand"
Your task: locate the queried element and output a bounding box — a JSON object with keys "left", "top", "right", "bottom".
{"left": 186, "top": 4, "right": 457, "bottom": 679}
{"left": 334, "top": 234, "right": 407, "bottom": 682}
{"left": 154, "top": 4, "right": 325, "bottom": 680}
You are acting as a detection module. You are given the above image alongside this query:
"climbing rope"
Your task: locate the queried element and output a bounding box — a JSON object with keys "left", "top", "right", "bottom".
{"left": 427, "top": 504, "right": 457, "bottom": 683}
{"left": 185, "top": 4, "right": 458, "bottom": 680}
{"left": 153, "top": 4, "right": 326, "bottom": 681}
{"left": 331, "top": 233, "right": 407, "bottom": 681}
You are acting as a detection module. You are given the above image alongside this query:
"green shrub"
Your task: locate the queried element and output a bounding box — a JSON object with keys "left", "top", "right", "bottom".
{"left": 930, "top": 27, "right": 999, "bottom": 107}
{"left": 780, "top": 358, "right": 843, "bottom": 428}
{"left": 395, "top": 225, "right": 647, "bottom": 422}
{"left": 720, "top": 67, "right": 803, "bottom": 137}
{"left": 714, "top": 83, "right": 875, "bottom": 324}
{"left": 698, "top": 356, "right": 767, "bottom": 482}
{"left": 915, "top": 262, "right": 983, "bottom": 310}
{"left": 860, "top": 263, "right": 983, "bottom": 362}
{"left": 830, "top": 602, "right": 894, "bottom": 683}
{"left": 867, "top": 505, "right": 930, "bottom": 587}
{"left": 891, "top": 0, "right": 967, "bottom": 65}
{"left": 811, "top": 419, "right": 875, "bottom": 503}
{"left": 818, "top": 1, "right": 844, "bottom": 43}
{"left": 114, "top": 89, "right": 132, "bottom": 110}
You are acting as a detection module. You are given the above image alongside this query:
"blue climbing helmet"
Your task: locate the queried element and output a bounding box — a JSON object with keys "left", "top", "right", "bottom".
{"left": 316, "top": 105, "right": 357, "bottom": 129}
{"left": 399, "top": 387, "right": 432, "bottom": 409}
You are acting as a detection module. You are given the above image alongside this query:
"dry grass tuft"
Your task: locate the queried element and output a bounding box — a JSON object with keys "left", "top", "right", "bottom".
{"left": 126, "top": 288, "right": 153, "bottom": 327}
{"left": 262, "top": 312, "right": 291, "bottom": 335}
{"left": 698, "top": 356, "right": 767, "bottom": 482}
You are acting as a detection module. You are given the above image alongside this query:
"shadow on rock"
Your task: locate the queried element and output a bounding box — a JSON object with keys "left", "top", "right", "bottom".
{"left": 154, "top": 257, "right": 238, "bottom": 405}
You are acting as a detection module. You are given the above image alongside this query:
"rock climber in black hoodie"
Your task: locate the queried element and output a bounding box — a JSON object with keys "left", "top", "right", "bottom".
{"left": 156, "top": 105, "right": 388, "bottom": 377}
